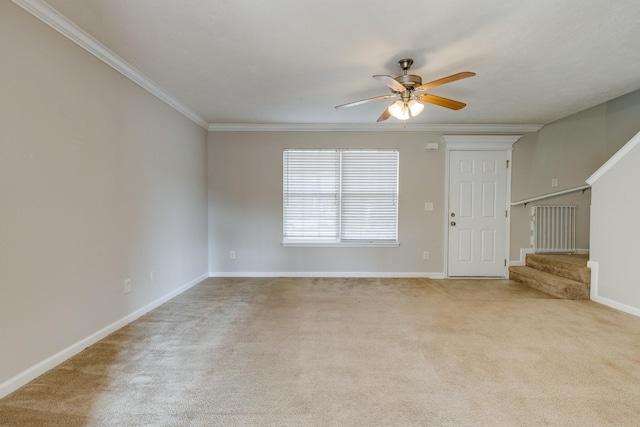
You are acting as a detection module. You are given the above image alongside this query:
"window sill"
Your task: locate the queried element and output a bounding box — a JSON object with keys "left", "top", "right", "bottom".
{"left": 282, "top": 241, "right": 400, "bottom": 248}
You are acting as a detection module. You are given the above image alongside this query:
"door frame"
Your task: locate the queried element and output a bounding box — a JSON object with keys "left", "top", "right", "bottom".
{"left": 443, "top": 135, "right": 523, "bottom": 278}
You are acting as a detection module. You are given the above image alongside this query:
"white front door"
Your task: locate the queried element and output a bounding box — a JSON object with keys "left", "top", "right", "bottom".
{"left": 448, "top": 150, "right": 508, "bottom": 277}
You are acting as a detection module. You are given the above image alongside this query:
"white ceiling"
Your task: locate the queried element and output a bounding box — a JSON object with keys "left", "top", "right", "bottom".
{"left": 28, "top": 0, "right": 640, "bottom": 127}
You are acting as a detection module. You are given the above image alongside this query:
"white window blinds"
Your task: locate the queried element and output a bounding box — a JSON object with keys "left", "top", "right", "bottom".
{"left": 283, "top": 149, "right": 399, "bottom": 245}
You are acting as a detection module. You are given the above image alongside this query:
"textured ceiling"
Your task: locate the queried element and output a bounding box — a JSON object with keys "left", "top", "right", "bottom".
{"left": 37, "top": 0, "right": 640, "bottom": 126}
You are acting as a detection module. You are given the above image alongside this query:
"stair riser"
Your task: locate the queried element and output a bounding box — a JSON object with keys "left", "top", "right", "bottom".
{"left": 509, "top": 269, "right": 590, "bottom": 300}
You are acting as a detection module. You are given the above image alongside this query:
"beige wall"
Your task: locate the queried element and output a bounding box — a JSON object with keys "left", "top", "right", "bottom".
{"left": 589, "top": 132, "right": 640, "bottom": 314}
{"left": 0, "top": 3, "right": 208, "bottom": 392}
{"left": 588, "top": 90, "right": 640, "bottom": 314}
{"left": 509, "top": 89, "right": 640, "bottom": 259}
{"left": 208, "top": 84, "right": 640, "bottom": 270}
{"left": 208, "top": 131, "right": 448, "bottom": 275}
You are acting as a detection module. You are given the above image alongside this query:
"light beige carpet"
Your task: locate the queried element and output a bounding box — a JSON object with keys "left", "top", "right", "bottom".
{"left": 1, "top": 277, "right": 640, "bottom": 426}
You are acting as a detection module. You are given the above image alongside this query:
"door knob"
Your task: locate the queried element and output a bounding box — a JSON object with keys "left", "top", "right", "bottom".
{"left": 451, "top": 213, "right": 456, "bottom": 217}
{"left": 450, "top": 221, "right": 456, "bottom": 226}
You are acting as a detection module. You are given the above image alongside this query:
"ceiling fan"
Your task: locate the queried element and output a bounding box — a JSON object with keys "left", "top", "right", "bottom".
{"left": 335, "top": 58, "right": 475, "bottom": 122}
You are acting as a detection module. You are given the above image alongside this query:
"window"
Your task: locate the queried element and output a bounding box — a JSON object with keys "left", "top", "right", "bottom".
{"left": 283, "top": 149, "right": 399, "bottom": 246}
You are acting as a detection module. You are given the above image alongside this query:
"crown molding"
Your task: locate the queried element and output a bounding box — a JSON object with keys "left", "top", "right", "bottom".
{"left": 11, "top": 0, "right": 546, "bottom": 135}
{"left": 208, "top": 123, "right": 544, "bottom": 133}
{"left": 12, "top": 0, "right": 209, "bottom": 129}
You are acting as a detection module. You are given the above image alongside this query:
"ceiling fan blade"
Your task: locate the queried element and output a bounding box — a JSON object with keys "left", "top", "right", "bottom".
{"left": 372, "top": 74, "right": 406, "bottom": 92}
{"left": 417, "top": 94, "right": 467, "bottom": 110}
{"left": 376, "top": 108, "right": 391, "bottom": 122}
{"left": 415, "top": 72, "right": 476, "bottom": 91}
{"left": 335, "top": 94, "right": 396, "bottom": 109}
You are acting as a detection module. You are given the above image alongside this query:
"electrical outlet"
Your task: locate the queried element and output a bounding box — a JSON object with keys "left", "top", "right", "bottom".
{"left": 424, "top": 202, "right": 434, "bottom": 211}
{"left": 150, "top": 271, "right": 155, "bottom": 282}
{"left": 423, "top": 251, "right": 430, "bottom": 260}
{"left": 229, "top": 250, "right": 236, "bottom": 259}
{"left": 124, "top": 279, "right": 131, "bottom": 294}
{"left": 551, "top": 178, "right": 558, "bottom": 187}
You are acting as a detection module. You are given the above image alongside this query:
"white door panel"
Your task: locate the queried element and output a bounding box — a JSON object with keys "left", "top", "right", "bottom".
{"left": 448, "top": 151, "right": 508, "bottom": 277}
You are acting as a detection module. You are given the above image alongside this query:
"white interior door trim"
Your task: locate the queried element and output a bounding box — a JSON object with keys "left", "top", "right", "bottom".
{"left": 443, "top": 134, "right": 523, "bottom": 277}
{"left": 442, "top": 135, "right": 524, "bottom": 151}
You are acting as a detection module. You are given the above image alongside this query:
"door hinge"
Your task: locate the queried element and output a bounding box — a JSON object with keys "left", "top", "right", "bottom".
{"left": 505, "top": 210, "right": 508, "bottom": 218}
{"left": 504, "top": 259, "right": 507, "bottom": 267}
{"left": 506, "top": 160, "right": 510, "bottom": 168}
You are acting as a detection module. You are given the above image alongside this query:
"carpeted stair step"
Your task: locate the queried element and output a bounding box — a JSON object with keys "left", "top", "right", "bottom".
{"left": 526, "top": 254, "right": 590, "bottom": 284}
{"left": 509, "top": 265, "right": 590, "bottom": 300}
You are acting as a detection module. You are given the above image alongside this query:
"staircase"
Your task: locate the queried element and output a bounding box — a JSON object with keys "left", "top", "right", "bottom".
{"left": 509, "top": 253, "right": 590, "bottom": 299}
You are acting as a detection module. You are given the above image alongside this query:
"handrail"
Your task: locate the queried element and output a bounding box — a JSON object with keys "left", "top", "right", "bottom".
{"left": 511, "top": 184, "right": 591, "bottom": 206}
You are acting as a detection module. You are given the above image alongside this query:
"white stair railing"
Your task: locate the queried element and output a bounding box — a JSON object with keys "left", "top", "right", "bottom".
{"left": 512, "top": 185, "right": 590, "bottom": 207}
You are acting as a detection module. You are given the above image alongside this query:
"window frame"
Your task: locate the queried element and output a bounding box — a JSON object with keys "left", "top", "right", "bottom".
{"left": 282, "top": 148, "right": 399, "bottom": 247}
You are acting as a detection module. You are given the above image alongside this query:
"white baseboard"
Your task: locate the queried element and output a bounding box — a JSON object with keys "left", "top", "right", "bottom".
{"left": 209, "top": 271, "right": 446, "bottom": 279}
{"left": 591, "top": 296, "right": 640, "bottom": 318}
{"left": 587, "top": 260, "right": 640, "bottom": 318}
{"left": 510, "top": 248, "right": 535, "bottom": 266}
{"left": 587, "top": 260, "right": 599, "bottom": 300}
{"left": 0, "top": 273, "right": 208, "bottom": 399}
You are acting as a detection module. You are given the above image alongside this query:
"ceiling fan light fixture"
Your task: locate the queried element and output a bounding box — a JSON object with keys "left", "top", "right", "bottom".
{"left": 388, "top": 100, "right": 409, "bottom": 120}
{"left": 408, "top": 99, "right": 424, "bottom": 117}
{"left": 388, "top": 99, "right": 423, "bottom": 120}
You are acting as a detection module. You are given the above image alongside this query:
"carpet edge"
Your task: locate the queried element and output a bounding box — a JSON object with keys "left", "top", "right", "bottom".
{"left": 0, "top": 273, "right": 209, "bottom": 399}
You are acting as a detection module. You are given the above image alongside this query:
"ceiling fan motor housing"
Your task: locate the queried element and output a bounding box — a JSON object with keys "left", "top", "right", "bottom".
{"left": 396, "top": 73, "right": 422, "bottom": 89}
{"left": 395, "top": 58, "right": 421, "bottom": 88}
